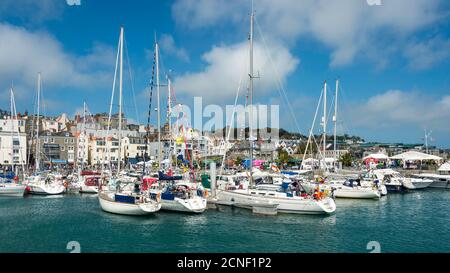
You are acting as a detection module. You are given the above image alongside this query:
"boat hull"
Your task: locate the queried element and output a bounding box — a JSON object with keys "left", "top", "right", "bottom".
{"left": 0, "top": 184, "right": 26, "bottom": 197}
{"left": 429, "top": 180, "right": 450, "bottom": 189}
{"left": 160, "top": 197, "right": 207, "bottom": 213}
{"left": 215, "top": 190, "right": 336, "bottom": 215}
{"left": 27, "top": 184, "right": 66, "bottom": 195}
{"left": 333, "top": 188, "right": 381, "bottom": 199}
{"left": 79, "top": 185, "right": 98, "bottom": 194}
{"left": 402, "top": 179, "right": 433, "bottom": 190}
{"left": 98, "top": 192, "right": 161, "bottom": 216}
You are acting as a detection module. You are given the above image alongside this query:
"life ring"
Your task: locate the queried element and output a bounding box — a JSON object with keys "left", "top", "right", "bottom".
{"left": 204, "top": 189, "right": 208, "bottom": 198}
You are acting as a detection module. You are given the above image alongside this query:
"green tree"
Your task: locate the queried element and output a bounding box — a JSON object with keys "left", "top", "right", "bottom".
{"left": 235, "top": 157, "right": 243, "bottom": 166}
{"left": 339, "top": 152, "right": 353, "bottom": 167}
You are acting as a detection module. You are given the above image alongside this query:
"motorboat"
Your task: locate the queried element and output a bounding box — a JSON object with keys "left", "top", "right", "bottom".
{"left": 372, "top": 169, "right": 432, "bottom": 190}
{"left": 412, "top": 173, "right": 450, "bottom": 189}
{"left": 0, "top": 174, "right": 26, "bottom": 197}
{"left": 24, "top": 173, "right": 66, "bottom": 195}
{"left": 149, "top": 171, "right": 207, "bottom": 213}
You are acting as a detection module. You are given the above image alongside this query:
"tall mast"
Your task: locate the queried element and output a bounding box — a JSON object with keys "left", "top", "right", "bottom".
{"left": 117, "top": 26, "right": 124, "bottom": 174}
{"left": 81, "top": 101, "right": 86, "bottom": 171}
{"left": 10, "top": 86, "right": 14, "bottom": 171}
{"left": 333, "top": 79, "right": 339, "bottom": 163}
{"left": 167, "top": 75, "right": 173, "bottom": 167}
{"left": 35, "top": 72, "right": 41, "bottom": 171}
{"left": 322, "top": 80, "right": 327, "bottom": 169}
{"left": 10, "top": 86, "right": 25, "bottom": 176}
{"left": 155, "top": 39, "right": 162, "bottom": 168}
{"left": 248, "top": 9, "right": 255, "bottom": 188}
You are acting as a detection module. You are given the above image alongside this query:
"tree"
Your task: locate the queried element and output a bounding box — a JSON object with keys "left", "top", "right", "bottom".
{"left": 235, "top": 157, "right": 243, "bottom": 166}
{"left": 276, "top": 148, "right": 291, "bottom": 165}
{"left": 339, "top": 152, "right": 353, "bottom": 167}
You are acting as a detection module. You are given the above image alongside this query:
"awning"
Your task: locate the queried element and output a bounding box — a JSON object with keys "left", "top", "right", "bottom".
{"left": 438, "top": 162, "right": 450, "bottom": 172}
{"left": 390, "top": 151, "right": 442, "bottom": 161}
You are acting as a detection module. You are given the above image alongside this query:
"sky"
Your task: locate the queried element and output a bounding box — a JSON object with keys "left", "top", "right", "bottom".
{"left": 0, "top": 0, "right": 449, "bottom": 147}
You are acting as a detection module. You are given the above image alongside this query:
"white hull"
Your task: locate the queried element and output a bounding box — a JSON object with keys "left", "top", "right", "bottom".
{"left": 79, "top": 185, "right": 98, "bottom": 194}
{"left": 0, "top": 184, "right": 26, "bottom": 197}
{"left": 27, "top": 184, "right": 65, "bottom": 195}
{"left": 429, "top": 180, "right": 450, "bottom": 189}
{"left": 413, "top": 174, "right": 450, "bottom": 189}
{"left": 160, "top": 197, "right": 207, "bottom": 213}
{"left": 98, "top": 192, "right": 161, "bottom": 215}
{"left": 334, "top": 187, "right": 381, "bottom": 199}
{"left": 216, "top": 190, "right": 336, "bottom": 214}
{"left": 402, "top": 178, "right": 433, "bottom": 190}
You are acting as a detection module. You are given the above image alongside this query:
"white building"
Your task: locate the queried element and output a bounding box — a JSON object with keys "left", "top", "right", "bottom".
{"left": 0, "top": 117, "right": 27, "bottom": 167}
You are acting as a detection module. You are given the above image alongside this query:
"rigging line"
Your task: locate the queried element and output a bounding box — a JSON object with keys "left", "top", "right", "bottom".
{"left": 124, "top": 35, "right": 140, "bottom": 125}
{"left": 255, "top": 17, "right": 302, "bottom": 135}
{"left": 302, "top": 88, "right": 323, "bottom": 167}
{"left": 220, "top": 63, "right": 247, "bottom": 175}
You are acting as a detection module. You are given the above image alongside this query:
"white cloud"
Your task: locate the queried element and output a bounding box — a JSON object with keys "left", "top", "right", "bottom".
{"left": 343, "top": 90, "right": 450, "bottom": 132}
{"left": 0, "top": 23, "right": 114, "bottom": 99}
{"left": 159, "top": 34, "right": 190, "bottom": 62}
{"left": 172, "top": 0, "right": 448, "bottom": 67}
{"left": 404, "top": 37, "right": 450, "bottom": 70}
{"left": 173, "top": 41, "right": 299, "bottom": 102}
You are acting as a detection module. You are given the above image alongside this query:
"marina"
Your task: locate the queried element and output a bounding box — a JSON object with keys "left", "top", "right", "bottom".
{"left": 0, "top": 1, "right": 449, "bottom": 258}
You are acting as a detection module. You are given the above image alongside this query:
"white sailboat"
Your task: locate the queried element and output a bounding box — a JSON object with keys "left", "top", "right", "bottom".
{"left": 0, "top": 87, "right": 27, "bottom": 197}
{"left": 144, "top": 38, "right": 207, "bottom": 214}
{"left": 215, "top": 10, "right": 336, "bottom": 215}
{"left": 98, "top": 27, "right": 161, "bottom": 215}
{"left": 24, "top": 73, "right": 65, "bottom": 195}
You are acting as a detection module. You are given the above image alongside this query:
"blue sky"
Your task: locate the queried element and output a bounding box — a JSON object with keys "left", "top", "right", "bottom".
{"left": 0, "top": 0, "right": 449, "bottom": 147}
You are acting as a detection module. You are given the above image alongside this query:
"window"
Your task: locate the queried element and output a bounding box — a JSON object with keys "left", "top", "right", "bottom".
{"left": 61, "top": 146, "right": 65, "bottom": 151}
{"left": 50, "top": 138, "right": 55, "bottom": 143}
{"left": 44, "top": 138, "right": 48, "bottom": 144}
{"left": 13, "top": 149, "right": 19, "bottom": 154}
{"left": 13, "top": 140, "right": 20, "bottom": 146}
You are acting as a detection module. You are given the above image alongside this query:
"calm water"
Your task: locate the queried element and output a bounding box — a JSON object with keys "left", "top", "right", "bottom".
{"left": 0, "top": 190, "right": 449, "bottom": 253}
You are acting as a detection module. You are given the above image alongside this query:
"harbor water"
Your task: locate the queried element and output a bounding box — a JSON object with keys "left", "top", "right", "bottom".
{"left": 0, "top": 189, "right": 449, "bottom": 253}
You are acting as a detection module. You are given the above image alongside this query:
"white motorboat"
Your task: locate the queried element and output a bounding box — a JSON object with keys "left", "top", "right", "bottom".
{"left": 151, "top": 172, "right": 207, "bottom": 213}
{"left": 372, "top": 169, "right": 433, "bottom": 190}
{"left": 401, "top": 177, "right": 433, "bottom": 189}
{"left": 24, "top": 174, "right": 66, "bottom": 195}
{"left": 76, "top": 171, "right": 101, "bottom": 194}
{"left": 413, "top": 174, "right": 450, "bottom": 189}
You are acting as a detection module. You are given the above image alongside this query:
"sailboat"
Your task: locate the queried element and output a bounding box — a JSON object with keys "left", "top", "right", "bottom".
{"left": 215, "top": 10, "right": 336, "bottom": 215}
{"left": 145, "top": 39, "right": 207, "bottom": 213}
{"left": 98, "top": 27, "right": 161, "bottom": 215}
{"left": 0, "top": 87, "right": 27, "bottom": 197}
{"left": 24, "top": 73, "right": 65, "bottom": 195}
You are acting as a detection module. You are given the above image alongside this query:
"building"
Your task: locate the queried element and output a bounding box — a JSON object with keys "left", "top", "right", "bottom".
{"left": 0, "top": 117, "right": 27, "bottom": 167}
{"left": 38, "top": 131, "right": 77, "bottom": 165}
